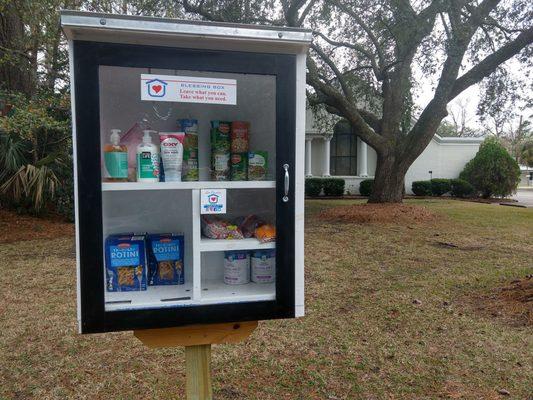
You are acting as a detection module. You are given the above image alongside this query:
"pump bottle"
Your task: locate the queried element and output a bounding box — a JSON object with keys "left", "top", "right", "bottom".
{"left": 103, "top": 129, "right": 128, "bottom": 182}
{"left": 136, "top": 130, "right": 160, "bottom": 182}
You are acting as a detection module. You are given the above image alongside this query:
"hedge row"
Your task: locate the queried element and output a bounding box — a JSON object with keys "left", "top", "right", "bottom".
{"left": 411, "top": 178, "right": 475, "bottom": 198}
{"left": 305, "top": 178, "right": 345, "bottom": 197}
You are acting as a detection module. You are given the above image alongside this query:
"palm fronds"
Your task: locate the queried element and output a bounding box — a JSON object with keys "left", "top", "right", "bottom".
{"left": 0, "top": 164, "right": 60, "bottom": 211}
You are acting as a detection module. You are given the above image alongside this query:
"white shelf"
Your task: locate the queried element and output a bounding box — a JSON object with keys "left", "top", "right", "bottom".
{"left": 102, "top": 180, "right": 276, "bottom": 191}
{"left": 200, "top": 280, "right": 275, "bottom": 304}
{"left": 104, "top": 280, "right": 275, "bottom": 309}
{"left": 199, "top": 237, "right": 275, "bottom": 252}
{"left": 105, "top": 283, "right": 193, "bottom": 311}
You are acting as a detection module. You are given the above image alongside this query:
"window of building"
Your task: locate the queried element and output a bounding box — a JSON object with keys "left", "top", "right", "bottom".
{"left": 330, "top": 120, "right": 357, "bottom": 176}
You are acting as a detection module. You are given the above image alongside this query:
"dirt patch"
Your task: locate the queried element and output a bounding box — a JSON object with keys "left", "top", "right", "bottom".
{"left": 469, "top": 277, "right": 533, "bottom": 327}
{"left": 0, "top": 209, "right": 74, "bottom": 243}
{"left": 318, "top": 203, "right": 437, "bottom": 224}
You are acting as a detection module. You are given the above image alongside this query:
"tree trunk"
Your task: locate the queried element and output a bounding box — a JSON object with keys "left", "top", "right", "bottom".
{"left": 368, "top": 152, "right": 407, "bottom": 203}
{"left": 0, "top": 2, "right": 34, "bottom": 96}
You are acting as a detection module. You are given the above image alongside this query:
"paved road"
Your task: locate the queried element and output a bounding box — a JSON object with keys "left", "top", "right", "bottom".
{"left": 511, "top": 189, "right": 533, "bottom": 207}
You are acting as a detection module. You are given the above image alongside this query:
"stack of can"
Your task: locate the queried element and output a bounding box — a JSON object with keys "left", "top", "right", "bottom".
{"left": 210, "top": 121, "right": 231, "bottom": 181}
{"left": 230, "top": 121, "right": 249, "bottom": 181}
{"left": 177, "top": 119, "right": 199, "bottom": 181}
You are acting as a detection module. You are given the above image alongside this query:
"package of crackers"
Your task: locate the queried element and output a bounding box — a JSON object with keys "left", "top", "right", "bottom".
{"left": 147, "top": 233, "right": 185, "bottom": 286}
{"left": 105, "top": 234, "right": 147, "bottom": 292}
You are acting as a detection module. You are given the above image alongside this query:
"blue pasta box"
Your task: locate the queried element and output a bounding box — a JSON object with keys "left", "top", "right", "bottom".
{"left": 105, "top": 234, "right": 147, "bottom": 292}
{"left": 147, "top": 233, "right": 185, "bottom": 285}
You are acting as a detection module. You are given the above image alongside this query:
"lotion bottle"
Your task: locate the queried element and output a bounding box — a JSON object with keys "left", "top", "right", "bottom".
{"left": 103, "top": 129, "right": 128, "bottom": 182}
{"left": 136, "top": 130, "right": 160, "bottom": 182}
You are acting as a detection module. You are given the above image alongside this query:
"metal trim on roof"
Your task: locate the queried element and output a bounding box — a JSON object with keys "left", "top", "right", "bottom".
{"left": 60, "top": 10, "right": 313, "bottom": 45}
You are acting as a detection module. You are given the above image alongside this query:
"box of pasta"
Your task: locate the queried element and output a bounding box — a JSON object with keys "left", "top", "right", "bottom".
{"left": 147, "top": 233, "right": 185, "bottom": 286}
{"left": 105, "top": 234, "right": 147, "bottom": 292}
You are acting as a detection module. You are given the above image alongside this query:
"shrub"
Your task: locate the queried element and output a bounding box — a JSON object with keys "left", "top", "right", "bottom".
{"left": 430, "top": 178, "right": 451, "bottom": 196}
{"left": 305, "top": 178, "right": 323, "bottom": 197}
{"left": 459, "top": 137, "right": 520, "bottom": 198}
{"left": 359, "top": 179, "right": 374, "bottom": 196}
{"left": 323, "top": 178, "right": 345, "bottom": 196}
{"left": 450, "top": 178, "right": 475, "bottom": 198}
{"left": 411, "top": 180, "right": 432, "bottom": 196}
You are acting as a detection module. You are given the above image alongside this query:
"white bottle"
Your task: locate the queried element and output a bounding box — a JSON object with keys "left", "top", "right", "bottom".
{"left": 136, "top": 130, "right": 160, "bottom": 182}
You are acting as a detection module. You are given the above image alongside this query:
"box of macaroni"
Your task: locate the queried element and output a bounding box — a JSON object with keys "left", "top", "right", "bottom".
{"left": 147, "top": 233, "right": 185, "bottom": 286}
{"left": 105, "top": 234, "right": 147, "bottom": 292}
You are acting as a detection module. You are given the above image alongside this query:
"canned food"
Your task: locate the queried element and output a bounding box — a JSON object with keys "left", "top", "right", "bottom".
{"left": 251, "top": 249, "right": 275, "bottom": 283}
{"left": 224, "top": 251, "right": 250, "bottom": 285}
{"left": 230, "top": 152, "right": 248, "bottom": 181}
{"left": 231, "top": 121, "right": 249, "bottom": 153}
{"left": 178, "top": 119, "right": 199, "bottom": 181}
{"left": 248, "top": 151, "right": 268, "bottom": 180}
{"left": 211, "top": 121, "right": 231, "bottom": 181}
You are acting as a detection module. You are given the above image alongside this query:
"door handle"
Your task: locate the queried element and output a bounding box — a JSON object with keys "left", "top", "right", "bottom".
{"left": 283, "top": 163, "right": 289, "bottom": 202}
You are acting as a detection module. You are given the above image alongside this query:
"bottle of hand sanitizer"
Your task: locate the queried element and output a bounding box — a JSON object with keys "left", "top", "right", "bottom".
{"left": 136, "top": 130, "right": 160, "bottom": 182}
{"left": 103, "top": 129, "right": 128, "bottom": 182}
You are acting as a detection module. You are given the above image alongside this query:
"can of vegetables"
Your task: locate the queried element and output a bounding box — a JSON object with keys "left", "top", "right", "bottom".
{"left": 211, "top": 121, "right": 231, "bottom": 180}
{"left": 230, "top": 153, "right": 248, "bottom": 181}
{"left": 177, "top": 119, "right": 199, "bottom": 181}
{"left": 230, "top": 121, "right": 249, "bottom": 153}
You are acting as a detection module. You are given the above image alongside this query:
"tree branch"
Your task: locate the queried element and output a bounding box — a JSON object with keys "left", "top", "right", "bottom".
{"left": 311, "top": 44, "right": 354, "bottom": 101}
{"left": 297, "top": 0, "right": 318, "bottom": 26}
{"left": 329, "top": 0, "right": 386, "bottom": 69}
{"left": 314, "top": 31, "right": 383, "bottom": 80}
{"left": 451, "top": 26, "right": 533, "bottom": 99}
{"left": 307, "top": 57, "right": 386, "bottom": 150}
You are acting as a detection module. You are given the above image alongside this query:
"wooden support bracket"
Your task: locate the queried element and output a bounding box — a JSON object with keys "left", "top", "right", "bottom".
{"left": 134, "top": 321, "right": 258, "bottom": 347}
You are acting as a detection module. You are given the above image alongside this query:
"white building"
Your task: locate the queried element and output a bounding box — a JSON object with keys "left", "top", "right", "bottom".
{"left": 305, "top": 109, "right": 484, "bottom": 194}
{"left": 519, "top": 165, "right": 533, "bottom": 187}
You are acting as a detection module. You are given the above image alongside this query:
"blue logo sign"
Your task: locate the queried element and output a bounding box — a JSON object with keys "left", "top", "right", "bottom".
{"left": 203, "top": 193, "right": 223, "bottom": 212}
{"left": 145, "top": 78, "right": 168, "bottom": 98}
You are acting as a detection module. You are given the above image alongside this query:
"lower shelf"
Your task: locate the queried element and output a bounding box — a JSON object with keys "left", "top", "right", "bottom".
{"left": 105, "top": 283, "right": 194, "bottom": 311}
{"left": 104, "top": 281, "right": 276, "bottom": 311}
{"left": 200, "top": 280, "right": 275, "bottom": 304}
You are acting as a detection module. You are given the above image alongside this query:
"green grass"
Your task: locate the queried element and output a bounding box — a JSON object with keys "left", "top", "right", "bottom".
{"left": 0, "top": 200, "right": 532, "bottom": 399}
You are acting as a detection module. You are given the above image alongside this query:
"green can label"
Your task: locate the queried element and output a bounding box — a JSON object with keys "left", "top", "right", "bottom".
{"left": 104, "top": 152, "right": 128, "bottom": 178}
{"left": 231, "top": 153, "right": 248, "bottom": 181}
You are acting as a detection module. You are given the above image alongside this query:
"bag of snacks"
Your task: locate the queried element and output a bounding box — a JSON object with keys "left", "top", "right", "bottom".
{"left": 105, "top": 234, "right": 147, "bottom": 292}
{"left": 201, "top": 215, "right": 244, "bottom": 240}
{"left": 255, "top": 224, "right": 276, "bottom": 243}
{"left": 147, "top": 233, "right": 184, "bottom": 286}
{"left": 234, "top": 214, "right": 265, "bottom": 238}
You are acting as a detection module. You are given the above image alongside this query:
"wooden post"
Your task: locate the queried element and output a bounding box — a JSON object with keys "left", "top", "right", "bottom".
{"left": 134, "top": 321, "right": 257, "bottom": 400}
{"left": 185, "top": 344, "right": 212, "bottom": 400}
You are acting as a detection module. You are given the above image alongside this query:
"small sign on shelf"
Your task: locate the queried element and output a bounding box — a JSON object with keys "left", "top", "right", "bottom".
{"left": 200, "top": 189, "right": 227, "bottom": 214}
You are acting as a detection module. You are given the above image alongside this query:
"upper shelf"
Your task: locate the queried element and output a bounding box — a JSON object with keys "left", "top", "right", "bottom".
{"left": 102, "top": 180, "right": 276, "bottom": 191}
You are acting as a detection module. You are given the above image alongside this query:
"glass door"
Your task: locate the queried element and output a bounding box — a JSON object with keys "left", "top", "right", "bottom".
{"left": 99, "top": 66, "right": 278, "bottom": 311}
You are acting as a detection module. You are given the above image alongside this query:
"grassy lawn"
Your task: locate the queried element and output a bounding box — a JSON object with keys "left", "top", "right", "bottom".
{"left": 1, "top": 200, "right": 532, "bottom": 399}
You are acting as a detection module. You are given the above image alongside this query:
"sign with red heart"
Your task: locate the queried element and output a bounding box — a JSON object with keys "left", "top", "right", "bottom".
{"left": 200, "top": 189, "right": 227, "bottom": 214}
{"left": 141, "top": 74, "right": 237, "bottom": 105}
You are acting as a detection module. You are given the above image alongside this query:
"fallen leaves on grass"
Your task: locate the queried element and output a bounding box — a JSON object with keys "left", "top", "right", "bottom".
{"left": 0, "top": 209, "right": 74, "bottom": 243}
{"left": 469, "top": 276, "right": 533, "bottom": 327}
{"left": 318, "top": 203, "right": 437, "bottom": 224}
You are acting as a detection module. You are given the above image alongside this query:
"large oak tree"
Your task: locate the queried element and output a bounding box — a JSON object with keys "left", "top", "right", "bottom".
{"left": 181, "top": 0, "right": 532, "bottom": 202}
